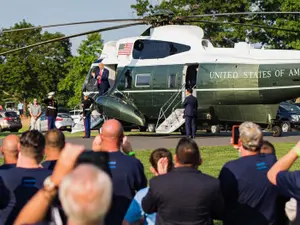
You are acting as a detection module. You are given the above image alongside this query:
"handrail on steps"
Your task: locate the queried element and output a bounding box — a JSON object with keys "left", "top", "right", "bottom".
{"left": 155, "top": 83, "right": 186, "bottom": 130}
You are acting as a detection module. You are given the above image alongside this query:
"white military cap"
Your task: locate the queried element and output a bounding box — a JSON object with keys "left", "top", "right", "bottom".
{"left": 48, "top": 91, "right": 55, "bottom": 97}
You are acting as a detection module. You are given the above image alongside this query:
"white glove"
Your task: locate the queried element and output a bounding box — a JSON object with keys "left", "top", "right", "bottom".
{"left": 285, "top": 198, "right": 297, "bottom": 222}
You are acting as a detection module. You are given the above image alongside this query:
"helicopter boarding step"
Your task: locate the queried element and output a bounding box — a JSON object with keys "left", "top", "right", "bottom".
{"left": 71, "top": 110, "right": 104, "bottom": 133}
{"left": 156, "top": 109, "right": 185, "bottom": 134}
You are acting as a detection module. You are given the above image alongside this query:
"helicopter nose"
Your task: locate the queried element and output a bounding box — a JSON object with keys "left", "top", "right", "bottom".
{"left": 95, "top": 95, "right": 146, "bottom": 126}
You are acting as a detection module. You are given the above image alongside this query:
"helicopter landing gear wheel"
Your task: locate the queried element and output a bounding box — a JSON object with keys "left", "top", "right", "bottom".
{"left": 272, "top": 125, "right": 282, "bottom": 137}
{"left": 281, "top": 121, "right": 291, "bottom": 132}
{"left": 211, "top": 125, "right": 220, "bottom": 134}
{"left": 147, "top": 123, "right": 155, "bottom": 133}
{"left": 180, "top": 126, "right": 186, "bottom": 135}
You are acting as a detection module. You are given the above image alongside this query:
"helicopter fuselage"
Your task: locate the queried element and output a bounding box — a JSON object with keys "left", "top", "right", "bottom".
{"left": 84, "top": 25, "right": 300, "bottom": 131}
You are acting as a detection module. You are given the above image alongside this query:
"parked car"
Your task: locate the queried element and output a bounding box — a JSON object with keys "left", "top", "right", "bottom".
{"left": 0, "top": 110, "right": 22, "bottom": 132}
{"left": 276, "top": 102, "right": 300, "bottom": 132}
{"left": 69, "top": 110, "right": 83, "bottom": 124}
{"left": 29, "top": 113, "right": 74, "bottom": 132}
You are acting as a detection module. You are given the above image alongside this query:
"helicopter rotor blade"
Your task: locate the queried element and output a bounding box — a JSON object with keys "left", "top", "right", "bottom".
{"left": 185, "top": 19, "right": 300, "bottom": 33}
{"left": 183, "top": 11, "right": 300, "bottom": 19}
{"left": 0, "top": 22, "right": 146, "bottom": 55}
{"left": 2, "top": 18, "right": 145, "bottom": 33}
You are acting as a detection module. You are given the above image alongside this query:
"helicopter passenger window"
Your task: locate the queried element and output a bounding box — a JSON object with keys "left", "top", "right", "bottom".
{"left": 168, "top": 74, "right": 176, "bottom": 88}
{"left": 135, "top": 74, "right": 151, "bottom": 87}
{"left": 132, "top": 40, "right": 191, "bottom": 59}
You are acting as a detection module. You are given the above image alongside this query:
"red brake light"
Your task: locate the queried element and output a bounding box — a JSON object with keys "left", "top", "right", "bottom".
{"left": 56, "top": 117, "right": 63, "bottom": 121}
{"left": 4, "top": 117, "right": 12, "bottom": 121}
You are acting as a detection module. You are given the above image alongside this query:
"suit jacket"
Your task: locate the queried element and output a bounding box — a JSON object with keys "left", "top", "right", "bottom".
{"left": 141, "top": 167, "right": 225, "bottom": 225}
{"left": 96, "top": 68, "right": 110, "bottom": 91}
{"left": 184, "top": 94, "right": 198, "bottom": 117}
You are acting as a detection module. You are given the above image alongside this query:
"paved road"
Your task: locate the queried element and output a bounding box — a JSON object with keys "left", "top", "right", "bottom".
{"left": 2, "top": 132, "right": 298, "bottom": 150}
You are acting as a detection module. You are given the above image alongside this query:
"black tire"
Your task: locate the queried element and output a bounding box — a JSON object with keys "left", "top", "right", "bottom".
{"left": 211, "top": 125, "right": 220, "bottom": 134}
{"left": 272, "top": 125, "right": 282, "bottom": 137}
{"left": 281, "top": 121, "right": 291, "bottom": 132}
{"left": 124, "top": 127, "right": 131, "bottom": 132}
{"left": 10, "top": 129, "right": 19, "bottom": 133}
{"left": 139, "top": 126, "right": 147, "bottom": 132}
{"left": 180, "top": 126, "right": 186, "bottom": 135}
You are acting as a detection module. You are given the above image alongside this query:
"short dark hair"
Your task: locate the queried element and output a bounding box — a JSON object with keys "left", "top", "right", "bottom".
{"left": 45, "top": 129, "right": 65, "bottom": 151}
{"left": 149, "top": 148, "right": 173, "bottom": 173}
{"left": 20, "top": 130, "right": 45, "bottom": 163}
{"left": 261, "top": 140, "right": 276, "bottom": 155}
{"left": 186, "top": 88, "right": 193, "bottom": 94}
{"left": 175, "top": 137, "right": 200, "bottom": 167}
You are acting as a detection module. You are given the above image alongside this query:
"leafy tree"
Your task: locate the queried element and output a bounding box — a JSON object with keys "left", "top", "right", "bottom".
{"left": 131, "top": 0, "right": 300, "bottom": 49}
{"left": 0, "top": 20, "right": 72, "bottom": 107}
{"left": 58, "top": 33, "right": 103, "bottom": 108}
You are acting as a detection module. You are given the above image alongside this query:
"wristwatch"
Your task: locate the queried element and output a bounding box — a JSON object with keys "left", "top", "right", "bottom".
{"left": 43, "top": 176, "right": 57, "bottom": 192}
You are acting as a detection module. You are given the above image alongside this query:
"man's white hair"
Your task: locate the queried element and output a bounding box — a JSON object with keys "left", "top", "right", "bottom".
{"left": 239, "top": 121, "right": 263, "bottom": 152}
{"left": 59, "top": 164, "right": 112, "bottom": 224}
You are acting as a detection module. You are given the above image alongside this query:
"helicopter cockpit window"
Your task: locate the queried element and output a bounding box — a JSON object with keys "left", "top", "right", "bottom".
{"left": 135, "top": 74, "right": 151, "bottom": 87}
{"left": 132, "top": 40, "right": 190, "bottom": 59}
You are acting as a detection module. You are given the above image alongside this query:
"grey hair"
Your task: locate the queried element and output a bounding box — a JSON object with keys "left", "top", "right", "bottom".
{"left": 59, "top": 164, "right": 112, "bottom": 224}
{"left": 239, "top": 121, "right": 263, "bottom": 152}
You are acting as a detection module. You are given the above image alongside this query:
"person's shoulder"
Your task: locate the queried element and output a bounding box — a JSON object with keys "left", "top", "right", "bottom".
{"left": 134, "top": 187, "right": 149, "bottom": 200}
{"left": 195, "top": 171, "right": 220, "bottom": 185}
{"left": 0, "top": 164, "right": 16, "bottom": 170}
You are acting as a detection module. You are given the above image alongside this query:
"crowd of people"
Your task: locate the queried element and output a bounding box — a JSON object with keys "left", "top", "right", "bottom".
{"left": 0, "top": 119, "right": 299, "bottom": 225}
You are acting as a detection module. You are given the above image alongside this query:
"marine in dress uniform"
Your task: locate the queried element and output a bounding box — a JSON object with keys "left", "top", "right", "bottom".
{"left": 183, "top": 88, "right": 198, "bottom": 139}
{"left": 81, "top": 94, "right": 94, "bottom": 138}
{"left": 43, "top": 92, "right": 58, "bottom": 130}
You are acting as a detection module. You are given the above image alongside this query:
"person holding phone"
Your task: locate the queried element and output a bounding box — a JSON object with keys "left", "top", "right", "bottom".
{"left": 219, "top": 121, "right": 281, "bottom": 225}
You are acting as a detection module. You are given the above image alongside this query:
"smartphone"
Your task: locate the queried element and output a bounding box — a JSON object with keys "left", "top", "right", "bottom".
{"left": 232, "top": 125, "right": 240, "bottom": 145}
{"left": 76, "top": 151, "right": 112, "bottom": 177}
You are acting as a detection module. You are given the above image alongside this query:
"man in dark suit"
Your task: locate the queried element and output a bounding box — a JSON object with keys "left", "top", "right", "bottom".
{"left": 96, "top": 62, "right": 110, "bottom": 95}
{"left": 142, "top": 137, "right": 225, "bottom": 225}
{"left": 183, "top": 88, "right": 198, "bottom": 138}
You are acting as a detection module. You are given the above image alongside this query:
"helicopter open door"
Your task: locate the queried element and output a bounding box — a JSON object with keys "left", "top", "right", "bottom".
{"left": 105, "top": 64, "right": 117, "bottom": 88}
{"left": 182, "top": 64, "right": 198, "bottom": 100}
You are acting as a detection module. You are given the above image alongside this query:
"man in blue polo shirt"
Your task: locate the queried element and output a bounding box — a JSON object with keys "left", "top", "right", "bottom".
{"left": 0, "top": 130, "right": 52, "bottom": 225}
{"left": 93, "top": 119, "right": 147, "bottom": 225}
{"left": 123, "top": 148, "right": 173, "bottom": 225}
{"left": 218, "top": 121, "right": 280, "bottom": 225}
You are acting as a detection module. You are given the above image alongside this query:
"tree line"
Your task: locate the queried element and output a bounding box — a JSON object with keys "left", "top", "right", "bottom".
{"left": 1, "top": 0, "right": 300, "bottom": 109}
{"left": 0, "top": 20, "right": 103, "bottom": 109}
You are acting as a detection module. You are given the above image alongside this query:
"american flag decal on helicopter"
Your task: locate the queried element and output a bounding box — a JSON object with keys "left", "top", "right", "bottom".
{"left": 118, "top": 43, "right": 133, "bottom": 55}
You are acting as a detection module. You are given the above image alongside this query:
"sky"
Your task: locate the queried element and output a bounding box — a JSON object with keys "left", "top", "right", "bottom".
{"left": 0, "top": 0, "right": 155, "bottom": 55}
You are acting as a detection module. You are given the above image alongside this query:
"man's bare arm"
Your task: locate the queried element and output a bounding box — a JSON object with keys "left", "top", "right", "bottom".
{"left": 267, "top": 142, "right": 300, "bottom": 185}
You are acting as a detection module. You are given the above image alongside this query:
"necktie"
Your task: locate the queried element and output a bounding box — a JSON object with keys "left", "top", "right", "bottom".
{"left": 98, "top": 70, "right": 102, "bottom": 84}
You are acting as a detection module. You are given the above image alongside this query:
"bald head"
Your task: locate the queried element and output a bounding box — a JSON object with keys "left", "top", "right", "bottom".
{"left": 101, "top": 119, "right": 123, "bottom": 139}
{"left": 1, "top": 135, "right": 19, "bottom": 155}
{"left": 99, "top": 119, "right": 124, "bottom": 152}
